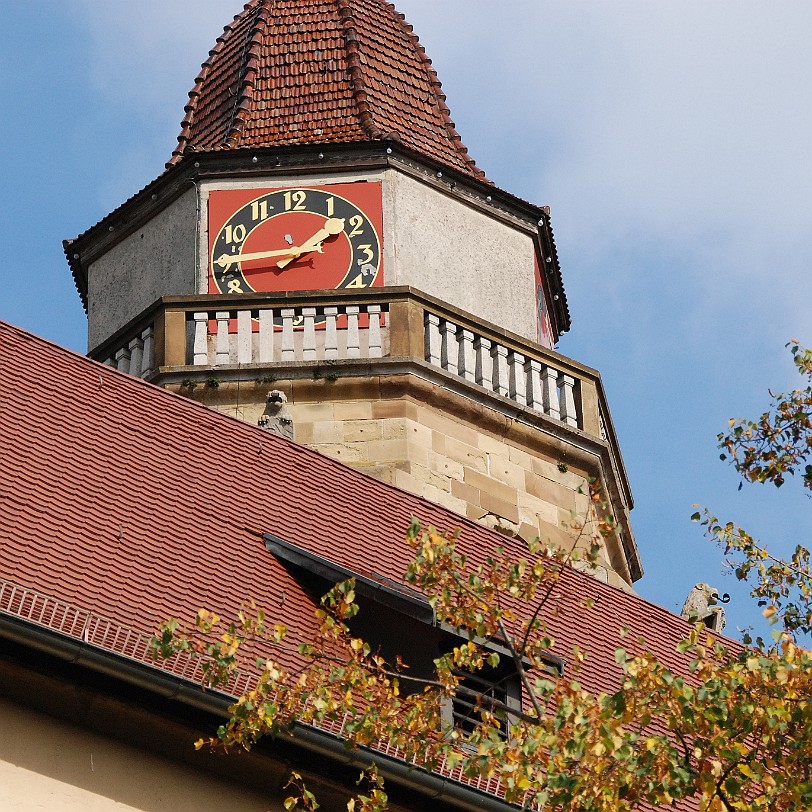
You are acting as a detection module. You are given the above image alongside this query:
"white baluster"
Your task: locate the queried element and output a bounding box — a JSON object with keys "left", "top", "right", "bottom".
{"left": 508, "top": 351, "right": 527, "bottom": 406}
{"left": 346, "top": 306, "right": 360, "bottom": 359}
{"left": 542, "top": 366, "right": 561, "bottom": 420}
{"left": 114, "top": 347, "right": 131, "bottom": 374}
{"left": 474, "top": 336, "right": 493, "bottom": 390}
{"left": 440, "top": 320, "right": 458, "bottom": 373}
{"left": 237, "top": 310, "right": 252, "bottom": 364}
{"left": 302, "top": 307, "right": 317, "bottom": 361}
{"left": 324, "top": 307, "right": 339, "bottom": 359}
{"left": 128, "top": 335, "right": 144, "bottom": 378}
{"left": 193, "top": 312, "right": 209, "bottom": 366}
{"left": 425, "top": 313, "right": 441, "bottom": 366}
{"left": 215, "top": 311, "right": 230, "bottom": 365}
{"left": 140, "top": 326, "right": 154, "bottom": 378}
{"left": 258, "top": 309, "right": 274, "bottom": 363}
{"left": 559, "top": 374, "right": 578, "bottom": 427}
{"left": 459, "top": 329, "right": 475, "bottom": 382}
{"left": 367, "top": 305, "right": 382, "bottom": 358}
{"left": 526, "top": 359, "right": 543, "bottom": 412}
{"left": 281, "top": 309, "right": 296, "bottom": 362}
{"left": 491, "top": 344, "right": 509, "bottom": 397}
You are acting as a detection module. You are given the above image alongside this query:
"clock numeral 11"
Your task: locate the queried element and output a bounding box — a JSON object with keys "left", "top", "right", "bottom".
{"left": 251, "top": 199, "right": 269, "bottom": 221}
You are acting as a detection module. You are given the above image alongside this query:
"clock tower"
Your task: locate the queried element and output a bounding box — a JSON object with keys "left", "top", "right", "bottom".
{"left": 65, "top": 0, "right": 641, "bottom": 590}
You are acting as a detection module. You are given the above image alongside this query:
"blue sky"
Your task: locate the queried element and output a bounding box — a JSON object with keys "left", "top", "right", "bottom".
{"left": 2, "top": 1, "right": 809, "bottom": 638}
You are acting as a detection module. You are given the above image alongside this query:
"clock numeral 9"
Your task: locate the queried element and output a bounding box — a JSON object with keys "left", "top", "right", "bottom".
{"left": 348, "top": 215, "right": 365, "bottom": 237}
{"left": 224, "top": 224, "right": 247, "bottom": 244}
{"left": 284, "top": 190, "right": 307, "bottom": 211}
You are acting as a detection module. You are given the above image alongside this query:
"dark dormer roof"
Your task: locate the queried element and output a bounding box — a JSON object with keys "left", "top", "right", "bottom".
{"left": 168, "top": 0, "right": 487, "bottom": 182}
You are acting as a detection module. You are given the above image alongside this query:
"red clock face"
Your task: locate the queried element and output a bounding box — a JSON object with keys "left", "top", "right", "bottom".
{"left": 208, "top": 182, "right": 383, "bottom": 295}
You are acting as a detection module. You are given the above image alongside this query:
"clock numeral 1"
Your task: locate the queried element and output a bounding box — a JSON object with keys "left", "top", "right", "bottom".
{"left": 284, "top": 190, "right": 307, "bottom": 211}
{"left": 224, "top": 224, "right": 246, "bottom": 244}
{"left": 325, "top": 196, "right": 335, "bottom": 217}
{"left": 251, "top": 199, "right": 269, "bottom": 221}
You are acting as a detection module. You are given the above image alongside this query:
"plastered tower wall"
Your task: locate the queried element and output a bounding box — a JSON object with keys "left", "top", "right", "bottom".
{"left": 87, "top": 189, "right": 197, "bottom": 350}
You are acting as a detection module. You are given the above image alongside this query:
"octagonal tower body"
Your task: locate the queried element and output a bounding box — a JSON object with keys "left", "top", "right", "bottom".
{"left": 66, "top": 0, "right": 640, "bottom": 589}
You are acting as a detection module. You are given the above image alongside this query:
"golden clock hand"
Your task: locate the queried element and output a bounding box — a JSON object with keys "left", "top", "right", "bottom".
{"left": 214, "top": 247, "right": 300, "bottom": 269}
{"left": 276, "top": 218, "right": 345, "bottom": 269}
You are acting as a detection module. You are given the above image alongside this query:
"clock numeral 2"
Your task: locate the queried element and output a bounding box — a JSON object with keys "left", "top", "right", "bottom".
{"left": 348, "top": 215, "right": 365, "bottom": 237}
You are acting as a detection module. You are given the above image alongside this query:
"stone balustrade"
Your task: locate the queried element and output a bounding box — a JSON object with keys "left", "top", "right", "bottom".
{"left": 91, "top": 287, "right": 616, "bottom": 442}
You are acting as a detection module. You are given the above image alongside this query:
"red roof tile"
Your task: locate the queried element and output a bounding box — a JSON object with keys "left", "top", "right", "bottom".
{"left": 169, "top": 0, "right": 486, "bottom": 181}
{"left": 0, "top": 322, "right": 722, "bottom": 808}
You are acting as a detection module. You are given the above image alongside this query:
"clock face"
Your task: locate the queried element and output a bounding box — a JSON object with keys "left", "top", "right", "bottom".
{"left": 208, "top": 183, "right": 383, "bottom": 295}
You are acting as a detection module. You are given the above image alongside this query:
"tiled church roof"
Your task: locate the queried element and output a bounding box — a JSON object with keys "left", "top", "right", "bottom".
{"left": 169, "top": 0, "right": 486, "bottom": 181}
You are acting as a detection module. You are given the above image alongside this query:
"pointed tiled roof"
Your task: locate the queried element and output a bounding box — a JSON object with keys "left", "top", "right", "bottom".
{"left": 169, "top": 0, "right": 486, "bottom": 181}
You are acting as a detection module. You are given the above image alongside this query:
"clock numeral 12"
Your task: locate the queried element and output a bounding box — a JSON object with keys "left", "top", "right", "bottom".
{"left": 284, "top": 190, "right": 307, "bottom": 211}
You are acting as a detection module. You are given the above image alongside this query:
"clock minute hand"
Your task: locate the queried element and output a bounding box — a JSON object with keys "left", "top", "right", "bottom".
{"left": 276, "top": 218, "right": 345, "bottom": 269}
{"left": 215, "top": 247, "right": 300, "bottom": 269}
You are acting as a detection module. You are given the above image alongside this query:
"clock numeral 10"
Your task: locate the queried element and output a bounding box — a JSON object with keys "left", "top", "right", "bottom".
{"left": 224, "top": 224, "right": 247, "bottom": 244}
{"left": 283, "top": 190, "right": 307, "bottom": 211}
{"left": 251, "top": 199, "right": 269, "bottom": 221}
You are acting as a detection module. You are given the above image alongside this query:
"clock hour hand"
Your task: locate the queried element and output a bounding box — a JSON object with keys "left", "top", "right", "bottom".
{"left": 214, "top": 247, "right": 299, "bottom": 269}
{"left": 276, "top": 218, "right": 345, "bottom": 269}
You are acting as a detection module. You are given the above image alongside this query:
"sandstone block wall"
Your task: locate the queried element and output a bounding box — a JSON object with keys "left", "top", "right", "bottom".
{"left": 195, "top": 380, "right": 634, "bottom": 593}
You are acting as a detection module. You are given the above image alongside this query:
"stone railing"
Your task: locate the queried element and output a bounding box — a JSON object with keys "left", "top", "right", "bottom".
{"left": 90, "top": 287, "right": 612, "bottom": 439}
